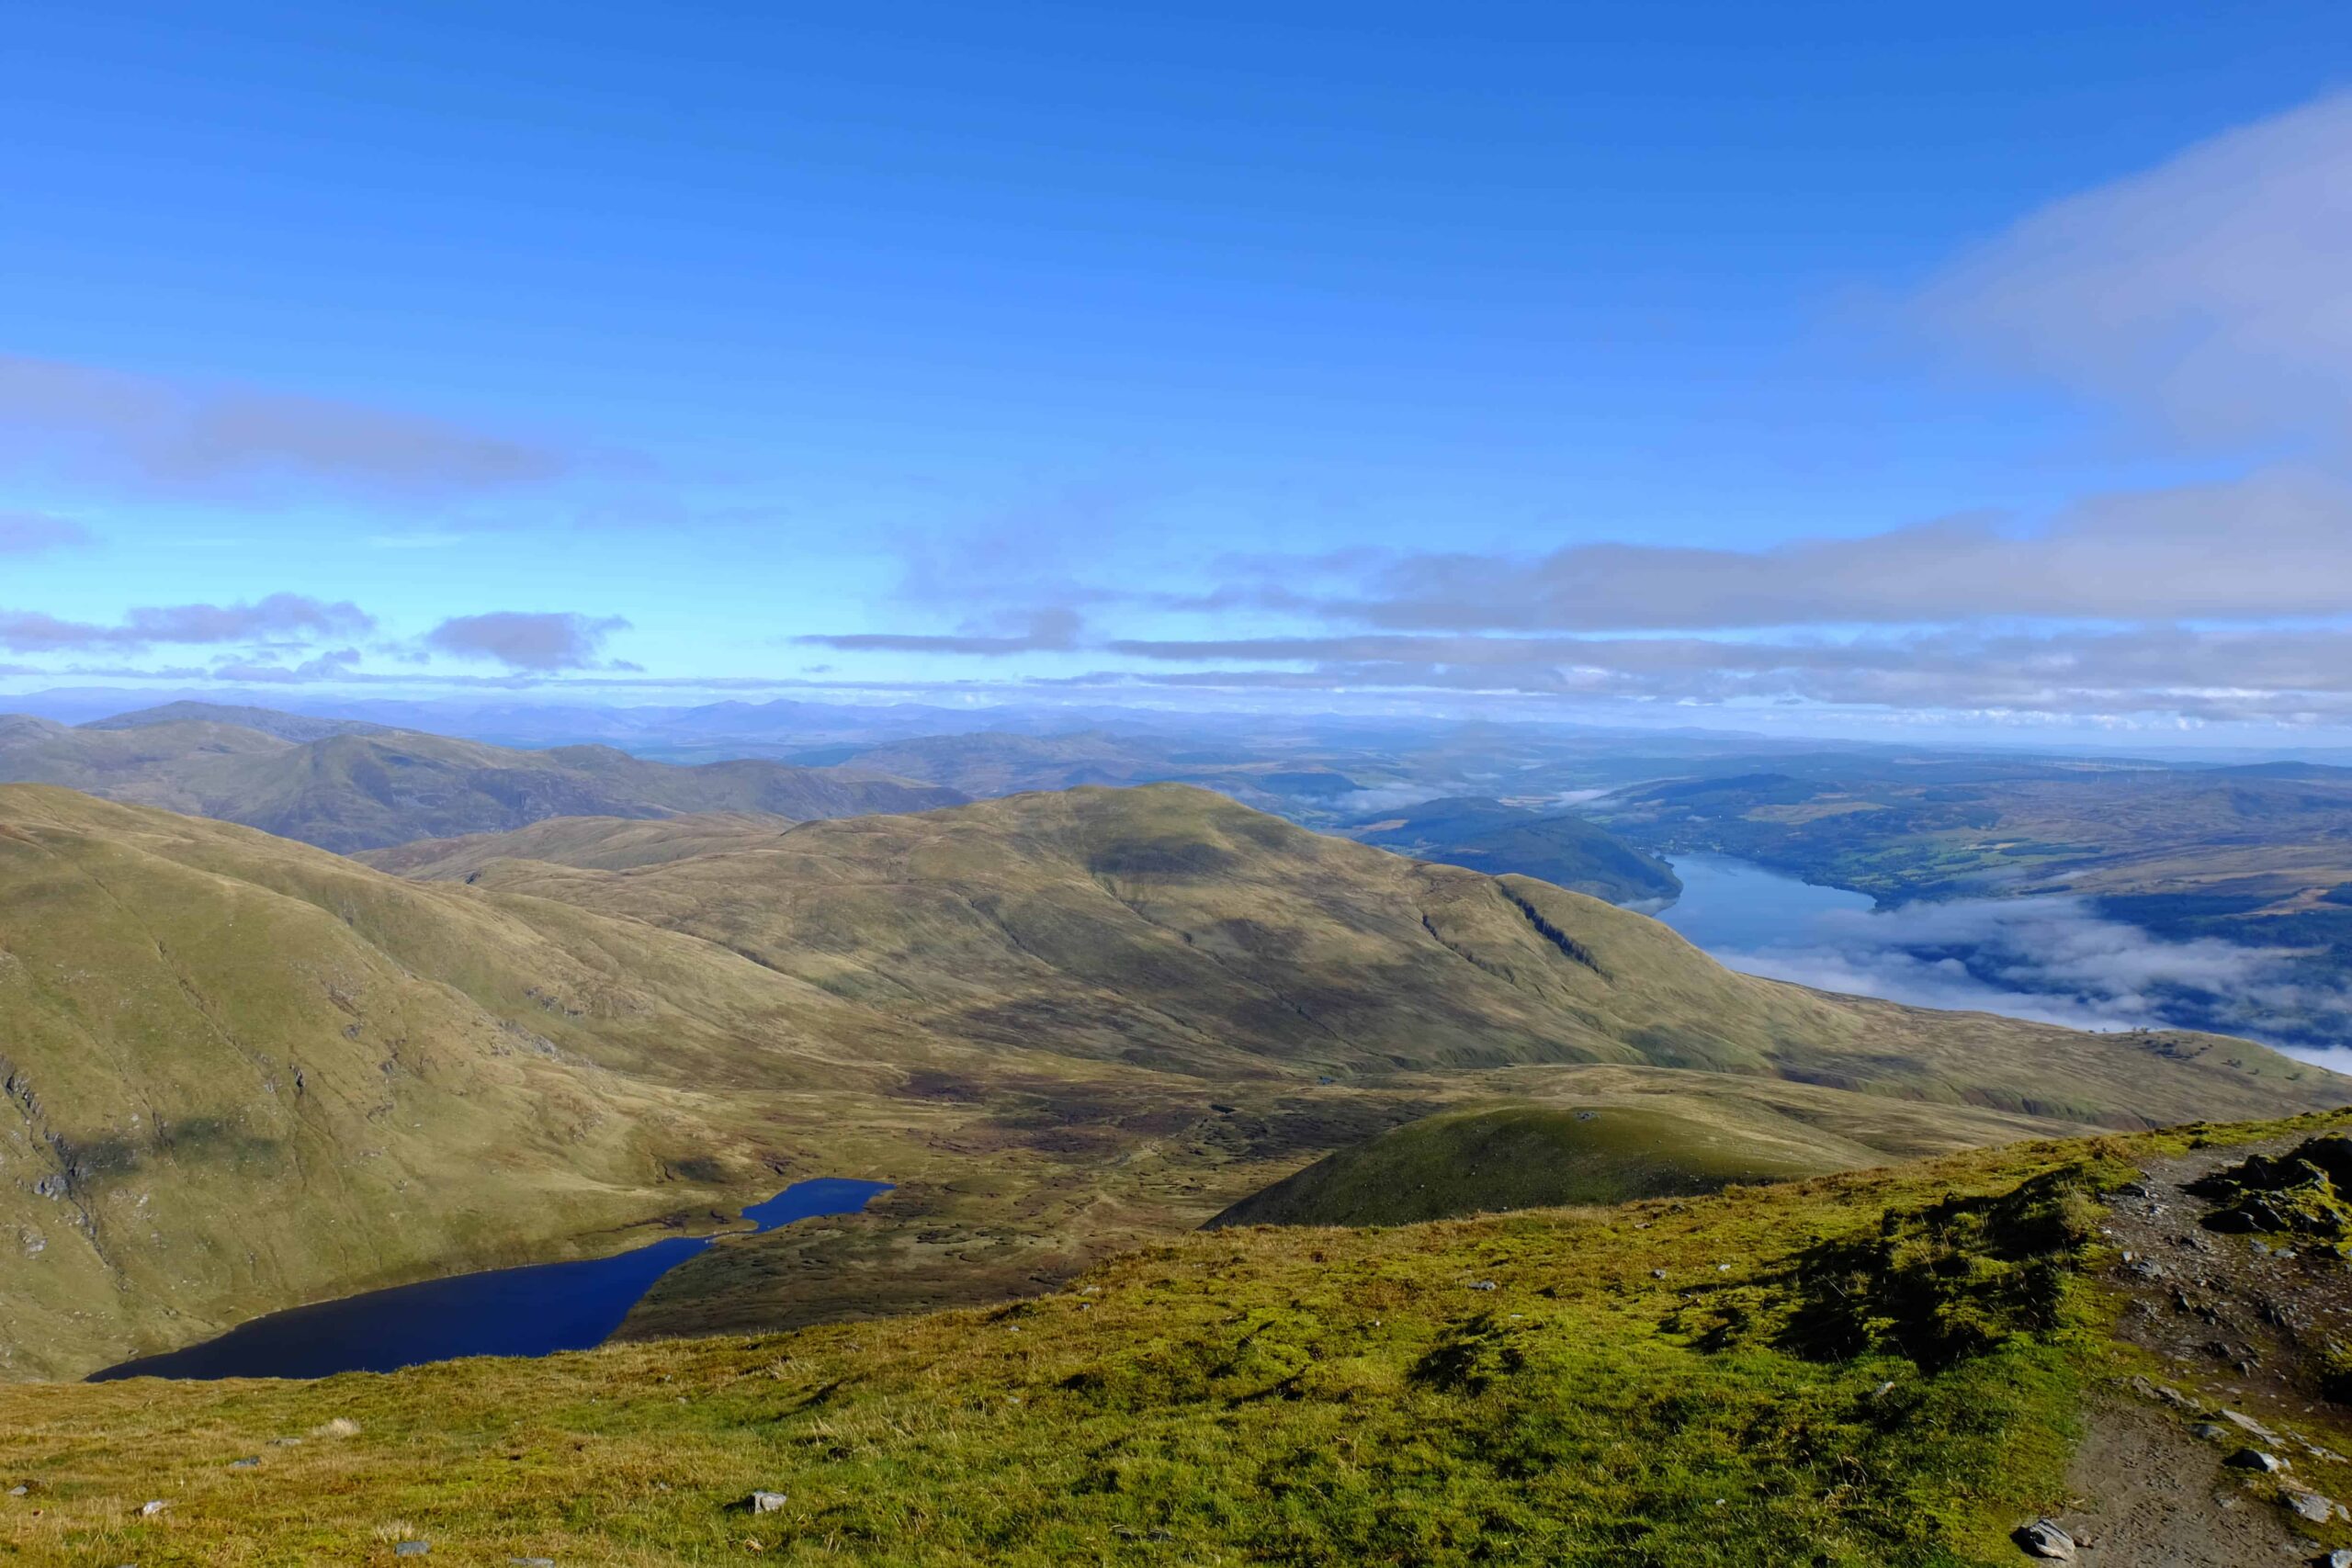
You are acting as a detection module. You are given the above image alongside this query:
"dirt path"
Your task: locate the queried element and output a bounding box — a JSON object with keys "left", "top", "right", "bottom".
{"left": 2058, "top": 1134, "right": 2352, "bottom": 1566}
{"left": 2054, "top": 1394, "right": 2308, "bottom": 1564}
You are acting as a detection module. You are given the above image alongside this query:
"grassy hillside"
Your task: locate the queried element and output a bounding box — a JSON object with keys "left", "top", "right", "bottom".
{"left": 0, "top": 784, "right": 927, "bottom": 1379}
{"left": 383, "top": 784, "right": 2334, "bottom": 1125}
{"left": 3, "top": 782, "right": 2341, "bottom": 1382}
{"left": 1346, "top": 795, "right": 1680, "bottom": 906}
{"left": 10, "top": 1110, "right": 2349, "bottom": 1565}
{"left": 1208, "top": 1102, "right": 1838, "bottom": 1226}
{"left": 360, "top": 810, "right": 800, "bottom": 875}
{"left": 0, "top": 715, "right": 962, "bottom": 852}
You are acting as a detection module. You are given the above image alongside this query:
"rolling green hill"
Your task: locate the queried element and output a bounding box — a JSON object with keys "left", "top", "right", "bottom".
{"left": 0, "top": 715, "right": 962, "bottom": 852}
{"left": 378, "top": 784, "right": 2327, "bottom": 1124}
{"left": 1, "top": 781, "right": 2342, "bottom": 1383}
{"left": 1208, "top": 1101, "right": 1836, "bottom": 1226}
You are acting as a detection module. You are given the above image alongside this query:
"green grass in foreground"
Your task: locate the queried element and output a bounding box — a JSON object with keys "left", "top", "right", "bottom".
{"left": 11, "top": 1098, "right": 2299, "bottom": 1568}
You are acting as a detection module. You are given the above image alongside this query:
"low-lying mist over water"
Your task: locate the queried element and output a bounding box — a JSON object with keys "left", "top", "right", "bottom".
{"left": 1657, "top": 855, "right": 2352, "bottom": 1074}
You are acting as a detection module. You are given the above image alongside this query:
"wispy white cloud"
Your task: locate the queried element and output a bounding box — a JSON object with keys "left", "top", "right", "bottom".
{"left": 798, "top": 607, "right": 1084, "bottom": 657}
{"left": 1918, "top": 91, "right": 2352, "bottom": 451}
{"left": 0, "top": 594, "right": 375, "bottom": 652}
{"left": 0, "top": 511, "right": 94, "bottom": 555}
{"left": 424, "top": 611, "right": 631, "bottom": 671}
{"left": 0, "top": 354, "right": 567, "bottom": 499}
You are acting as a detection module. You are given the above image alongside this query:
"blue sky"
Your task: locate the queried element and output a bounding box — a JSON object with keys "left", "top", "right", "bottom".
{"left": 4, "top": 2, "right": 2351, "bottom": 738}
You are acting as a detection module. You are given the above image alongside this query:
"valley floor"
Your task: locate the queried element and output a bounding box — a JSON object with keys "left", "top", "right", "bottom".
{"left": 11, "top": 1111, "right": 2352, "bottom": 1565}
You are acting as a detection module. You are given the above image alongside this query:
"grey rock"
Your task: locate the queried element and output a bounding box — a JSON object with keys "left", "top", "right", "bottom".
{"left": 1467, "top": 1280, "right": 1497, "bottom": 1292}
{"left": 2015, "top": 1517, "right": 2075, "bottom": 1559}
{"left": 5, "top": 1484, "right": 25, "bottom": 1497}
{"left": 394, "top": 1543, "right": 430, "bottom": 1558}
{"left": 2322, "top": 1550, "right": 2352, "bottom": 1568}
{"left": 508, "top": 1559, "right": 557, "bottom": 1566}
{"left": 2192, "top": 1422, "right": 2230, "bottom": 1441}
{"left": 1650, "top": 1269, "right": 1668, "bottom": 1280}
{"left": 138, "top": 1499, "right": 168, "bottom": 1517}
{"left": 750, "top": 1490, "right": 788, "bottom": 1514}
{"left": 2283, "top": 1488, "right": 2343, "bottom": 1524}
{"left": 227, "top": 1457, "right": 259, "bottom": 1470}
{"left": 2226, "top": 1447, "right": 2286, "bottom": 1472}
{"left": 2221, "top": 1407, "right": 2280, "bottom": 1442}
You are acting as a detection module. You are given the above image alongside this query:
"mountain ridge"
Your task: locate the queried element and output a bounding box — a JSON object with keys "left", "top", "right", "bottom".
{"left": 0, "top": 714, "right": 965, "bottom": 852}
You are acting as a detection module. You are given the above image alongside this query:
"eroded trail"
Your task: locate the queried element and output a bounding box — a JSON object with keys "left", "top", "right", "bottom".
{"left": 2063, "top": 1135, "right": 2352, "bottom": 1563}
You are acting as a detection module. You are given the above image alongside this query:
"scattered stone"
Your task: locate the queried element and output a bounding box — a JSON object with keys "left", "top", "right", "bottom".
{"left": 1650, "top": 1269, "right": 1668, "bottom": 1280}
{"left": 2283, "top": 1487, "right": 2346, "bottom": 1524}
{"left": 509, "top": 1559, "right": 556, "bottom": 1566}
{"left": 1715, "top": 1263, "right": 1732, "bottom": 1272}
{"left": 138, "top": 1499, "right": 169, "bottom": 1517}
{"left": 269, "top": 1437, "right": 302, "bottom": 1447}
{"left": 1467, "top": 1280, "right": 1497, "bottom": 1292}
{"left": 2323, "top": 1550, "right": 2352, "bottom": 1568}
{"left": 1871, "top": 1380, "right": 1897, "bottom": 1398}
{"left": 2221, "top": 1408, "right": 2281, "bottom": 1442}
{"left": 2226, "top": 1447, "right": 2287, "bottom": 1472}
{"left": 311, "top": 1417, "right": 362, "bottom": 1438}
{"left": 5, "top": 1484, "right": 25, "bottom": 1497}
{"left": 749, "top": 1491, "right": 788, "bottom": 1514}
{"left": 227, "top": 1457, "right": 259, "bottom": 1470}
{"left": 2014, "top": 1517, "right": 2075, "bottom": 1559}
{"left": 394, "top": 1543, "right": 430, "bottom": 1558}
{"left": 2192, "top": 1422, "right": 2230, "bottom": 1441}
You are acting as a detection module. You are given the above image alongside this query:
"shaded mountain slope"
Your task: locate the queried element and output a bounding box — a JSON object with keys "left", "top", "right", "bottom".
{"left": 0, "top": 716, "right": 963, "bottom": 852}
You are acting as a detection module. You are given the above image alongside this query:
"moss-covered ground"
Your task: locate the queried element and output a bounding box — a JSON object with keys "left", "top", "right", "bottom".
{"left": 17, "top": 1112, "right": 2343, "bottom": 1565}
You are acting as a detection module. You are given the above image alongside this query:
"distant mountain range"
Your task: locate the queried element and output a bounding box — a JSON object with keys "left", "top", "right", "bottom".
{"left": 0, "top": 704, "right": 964, "bottom": 852}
